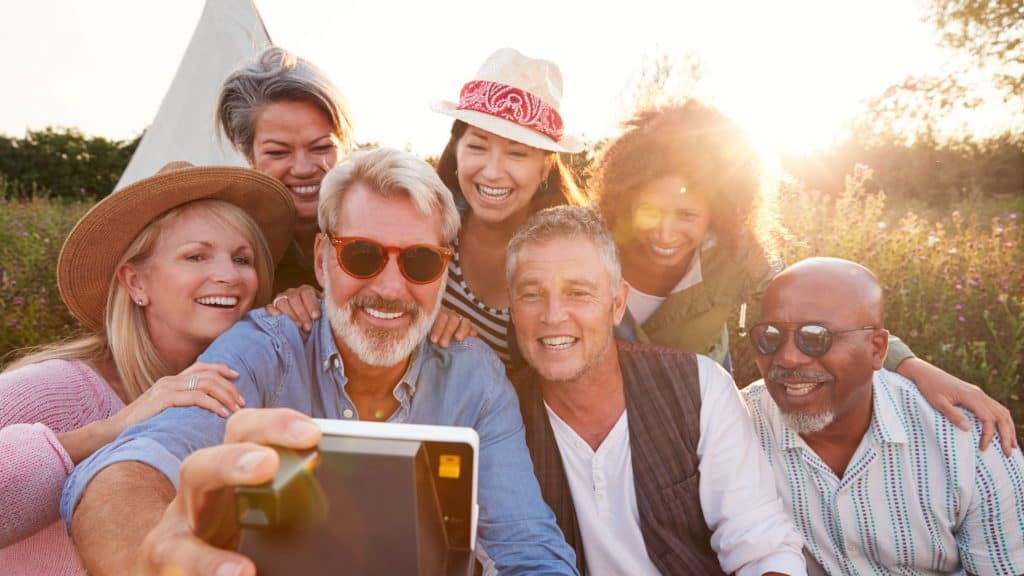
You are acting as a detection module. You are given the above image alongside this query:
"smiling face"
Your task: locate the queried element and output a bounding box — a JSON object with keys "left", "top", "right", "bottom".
{"left": 624, "top": 175, "right": 711, "bottom": 273}
{"left": 127, "top": 206, "right": 259, "bottom": 358}
{"left": 315, "top": 183, "right": 446, "bottom": 368}
{"left": 755, "top": 265, "right": 887, "bottom": 436}
{"left": 455, "top": 126, "right": 550, "bottom": 225}
{"left": 510, "top": 236, "right": 628, "bottom": 385}
{"left": 251, "top": 99, "right": 340, "bottom": 234}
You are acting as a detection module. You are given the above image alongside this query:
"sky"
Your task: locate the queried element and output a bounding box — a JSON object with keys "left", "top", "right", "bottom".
{"left": 0, "top": 0, "right": 965, "bottom": 157}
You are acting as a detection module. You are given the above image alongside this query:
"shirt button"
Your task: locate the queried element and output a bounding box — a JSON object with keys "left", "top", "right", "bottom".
{"left": 333, "top": 357, "right": 340, "bottom": 369}
{"left": 343, "top": 409, "right": 354, "bottom": 418}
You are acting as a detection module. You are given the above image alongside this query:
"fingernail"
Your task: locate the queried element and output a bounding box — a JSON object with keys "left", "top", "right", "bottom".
{"left": 236, "top": 449, "right": 270, "bottom": 474}
{"left": 220, "top": 407, "right": 230, "bottom": 417}
{"left": 228, "top": 368, "right": 240, "bottom": 377}
{"left": 304, "top": 323, "right": 311, "bottom": 332}
{"left": 287, "top": 420, "right": 319, "bottom": 442}
{"left": 216, "top": 561, "right": 244, "bottom": 576}
{"left": 312, "top": 311, "right": 321, "bottom": 319}
{"left": 238, "top": 396, "right": 247, "bottom": 407}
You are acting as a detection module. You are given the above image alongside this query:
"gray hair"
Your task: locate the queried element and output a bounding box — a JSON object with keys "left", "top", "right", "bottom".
{"left": 506, "top": 206, "right": 623, "bottom": 287}
{"left": 216, "top": 46, "right": 353, "bottom": 160}
{"left": 318, "top": 148, "right": 460, "bottom": 243}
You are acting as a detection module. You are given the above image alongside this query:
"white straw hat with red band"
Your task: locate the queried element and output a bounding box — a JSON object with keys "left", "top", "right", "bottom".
{"left": 430, "top": 48, "right": 583, "bottom": 153}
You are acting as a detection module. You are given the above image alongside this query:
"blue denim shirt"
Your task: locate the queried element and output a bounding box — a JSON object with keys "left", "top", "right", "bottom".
{"left": 62, "top": 303, "right": 578, "bottom": 575}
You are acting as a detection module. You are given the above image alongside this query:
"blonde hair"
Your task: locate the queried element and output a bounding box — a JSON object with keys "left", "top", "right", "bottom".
{"left": 4, "top": 200, "right": 274, "bottom": 401}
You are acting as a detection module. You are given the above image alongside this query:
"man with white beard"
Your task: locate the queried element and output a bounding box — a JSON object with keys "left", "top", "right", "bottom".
{"left": 742, "top": 257, "right": 1024, "bottom": 575}
{"left": 61, "top": 148, "right": 578, "bottom": 576}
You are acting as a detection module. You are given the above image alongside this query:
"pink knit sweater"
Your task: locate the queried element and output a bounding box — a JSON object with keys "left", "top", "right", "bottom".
{"left": 0, "top": 359, "right": 124, "bottom": 575}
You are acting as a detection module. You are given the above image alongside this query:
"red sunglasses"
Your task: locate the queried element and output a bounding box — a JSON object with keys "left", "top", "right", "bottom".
{"left": 326, "top": 235, "right": 452, "bottom": 284}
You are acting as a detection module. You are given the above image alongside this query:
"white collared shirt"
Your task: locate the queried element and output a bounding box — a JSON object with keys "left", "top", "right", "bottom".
{"left": 547, "top": 355, "right": 807, "bottom": 576}
{"left": 743, "top": 370, "right": 1024, "bottom": 576}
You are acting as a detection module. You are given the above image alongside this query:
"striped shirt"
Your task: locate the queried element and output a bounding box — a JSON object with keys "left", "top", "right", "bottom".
{"left": 443, "top": 240, "right": 512, "bottom": 366}
{"left": 743, "top": 370, "right": 1024, "bottom": 576}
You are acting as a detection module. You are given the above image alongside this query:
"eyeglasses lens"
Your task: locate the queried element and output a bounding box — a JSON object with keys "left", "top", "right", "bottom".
{"left": 796, "top": 325, "right": 832, "bottom": 356}
{"left": 751, "top": 323, "right": 834, "bottom": 357}
{"left": 400, "top": 246, "right": 445, "bottom": 283}
{"left": 340, "top": 240, "right": 386, "bottom": 278}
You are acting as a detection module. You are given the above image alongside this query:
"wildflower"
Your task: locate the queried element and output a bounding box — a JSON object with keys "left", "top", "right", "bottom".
{"left": 955, "top": 303, "right": 964, "bottom": 310}
{"left": 994, "top": 227, "right": 1004, "bottom": 236}
{"left": 948, "top": 247, "right": 958, "bottom": 255}
{"left": 952, "top": 210, "right": 961, "bottom": 218}
{"left": 958, "top": 316, "right": 966, "bottom": 323}
{"left": 877, "top": 221, "right": 887, "bottom": 229}
{"left": 997, "top": 294, "right": 1009, "bottom": 304}
{"left": 955, "top": 284, "right": 963, "bottom": 291}
{"left": 1010, "top": 213, "right": 1018, "bottom": 220}
{"left": 927, "top": 235, "right": 939, "bottom": 246}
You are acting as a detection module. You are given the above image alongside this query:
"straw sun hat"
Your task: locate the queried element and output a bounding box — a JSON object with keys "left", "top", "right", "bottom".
{"left": 430, "top": 48, "right": 583, "bottom": 153}
{"left": 58, "top": 162, "right": 295, "bottom": 332}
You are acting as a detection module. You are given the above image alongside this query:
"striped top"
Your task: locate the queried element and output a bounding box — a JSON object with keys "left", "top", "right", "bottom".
{"left": 743, "top": 370, "right": 1024, "bottom": 576}
{"left": 443, "top": 240, "right": 512, "bottom": 366}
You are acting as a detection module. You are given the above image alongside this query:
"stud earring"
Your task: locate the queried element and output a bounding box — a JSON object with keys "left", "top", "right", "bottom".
{"left": 136, "top": 298, "right": 145, "bottom": 306}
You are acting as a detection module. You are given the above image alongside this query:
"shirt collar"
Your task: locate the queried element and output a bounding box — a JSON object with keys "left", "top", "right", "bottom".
{"left": 867, "top": 370, "right": 908, "bottom": 445}
{"left": 316, "top": 300, "right": 423, "bottom": 401}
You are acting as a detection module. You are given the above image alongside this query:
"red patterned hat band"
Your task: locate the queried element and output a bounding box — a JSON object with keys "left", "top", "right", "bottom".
{"left": 456, "top": 80, "right": 565, "bottom": 141}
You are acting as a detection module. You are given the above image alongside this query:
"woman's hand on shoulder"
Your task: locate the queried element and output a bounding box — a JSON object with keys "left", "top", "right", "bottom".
{"left": 265, "top": 285, "right": 321, "bottom": 332}
{"left": 899, "top": 357, "right": 1018, "bottom": 456}
{"left": 430, "top": 308, "right": 478, "bottom": 348}
{"left": 111, "top": 362, "right": 245, "bottom": 432}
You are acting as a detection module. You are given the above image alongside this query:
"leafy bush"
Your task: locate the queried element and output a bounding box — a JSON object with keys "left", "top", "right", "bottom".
{"left": 0, "top": 127, "right": 140, "bottom": 200}
{"left": 730, "top": 165, "right": 1023, "bottom": 414}
{"left": 0, "top": 181, "right": 89, "bottom": 363}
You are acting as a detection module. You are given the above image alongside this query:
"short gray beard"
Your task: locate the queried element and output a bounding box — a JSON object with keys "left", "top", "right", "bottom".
{"left": 323, "top": 260, "right": 445, "bottom": 367}
{"left": 781, "top": 409, "right": 836, "bottom": 435}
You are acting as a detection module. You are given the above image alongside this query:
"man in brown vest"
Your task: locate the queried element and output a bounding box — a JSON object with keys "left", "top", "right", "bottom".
{"left": 506, "top": 205, "right": 806, "bottom": 576}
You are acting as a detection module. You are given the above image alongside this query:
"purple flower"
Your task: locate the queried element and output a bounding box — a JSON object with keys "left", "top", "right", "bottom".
{"left": 955, "top": 303, "right": 964, "bottom": 310}
{"left": 958, "top": 316, "right": 966, "bottom": 323}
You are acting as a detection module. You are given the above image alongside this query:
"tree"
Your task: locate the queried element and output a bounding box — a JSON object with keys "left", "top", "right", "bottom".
{"left": 928, "top": 0, "right": 1024, "bottom": 98}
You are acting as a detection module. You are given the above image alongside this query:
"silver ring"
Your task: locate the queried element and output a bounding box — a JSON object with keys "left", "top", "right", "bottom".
{"left": 272, "top": 295, "right": 290, "bottom": 307}
{"left": 186, "top": 375, "right": 199, "bottom": 392}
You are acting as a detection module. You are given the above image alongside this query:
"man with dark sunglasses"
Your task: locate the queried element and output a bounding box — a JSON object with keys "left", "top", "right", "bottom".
{"left": 61, "top": 148, "right": 579, "bottom": 575}
{"left": 742, "top": 257, "right": 1024, "bottom": 576}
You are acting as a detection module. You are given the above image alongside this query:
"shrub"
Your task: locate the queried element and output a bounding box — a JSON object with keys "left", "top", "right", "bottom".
{"left": 731, "top": 165, "right": 1023, "bottom": 413}
{"left": 0, "top": 185, "right": 89, "bottom": 364}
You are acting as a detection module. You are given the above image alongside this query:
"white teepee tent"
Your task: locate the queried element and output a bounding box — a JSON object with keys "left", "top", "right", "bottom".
{"left": 115, "top": 0, "right": 271, "bottom": 189}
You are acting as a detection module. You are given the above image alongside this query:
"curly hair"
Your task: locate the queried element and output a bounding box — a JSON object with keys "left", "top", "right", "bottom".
{"left": 592, "top": 100, "right": 771, "bottom": 259}
{"left": 435, "top": 120, "right": 588, "bottom": 216}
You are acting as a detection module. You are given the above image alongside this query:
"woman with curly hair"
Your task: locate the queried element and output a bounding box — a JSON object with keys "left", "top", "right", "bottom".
{"left": 594, "top": 100, "right": 1017, "bottom": 453}
{"left": 594, "top": 100, "right": 779, "bottom": 367}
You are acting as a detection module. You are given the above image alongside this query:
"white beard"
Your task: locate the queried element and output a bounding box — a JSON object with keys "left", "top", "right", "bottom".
{"left": 323, "top": 261, "right": 445, "bottom": 367}
{"left": 781, "top": 409, "right": 836, "bottom": 435}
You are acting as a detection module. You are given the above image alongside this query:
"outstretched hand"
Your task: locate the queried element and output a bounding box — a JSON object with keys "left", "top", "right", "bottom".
{"left": 137, "top": 409, "right": 321, "bottom": 576}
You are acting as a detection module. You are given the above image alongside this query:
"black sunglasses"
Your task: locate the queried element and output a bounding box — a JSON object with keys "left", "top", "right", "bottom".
{"left": 327, "top": 235, "right": 452, "bottom": 284}
{"left": 749, "top": 322, "right": 877, "bottom": 358}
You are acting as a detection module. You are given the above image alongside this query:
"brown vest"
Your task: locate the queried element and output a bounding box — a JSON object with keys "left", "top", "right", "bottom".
{"left": 513, "top": 341, "right": 725, "bottom": 576}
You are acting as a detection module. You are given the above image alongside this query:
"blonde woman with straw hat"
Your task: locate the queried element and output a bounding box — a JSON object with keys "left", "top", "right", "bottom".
{"left": 0, "top": 162, "right": 293, "bottom": 575}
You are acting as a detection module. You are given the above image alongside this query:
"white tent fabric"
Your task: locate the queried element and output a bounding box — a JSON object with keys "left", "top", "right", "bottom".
{"left": 115, "top": 0, "right": 271, "bottom": 190}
